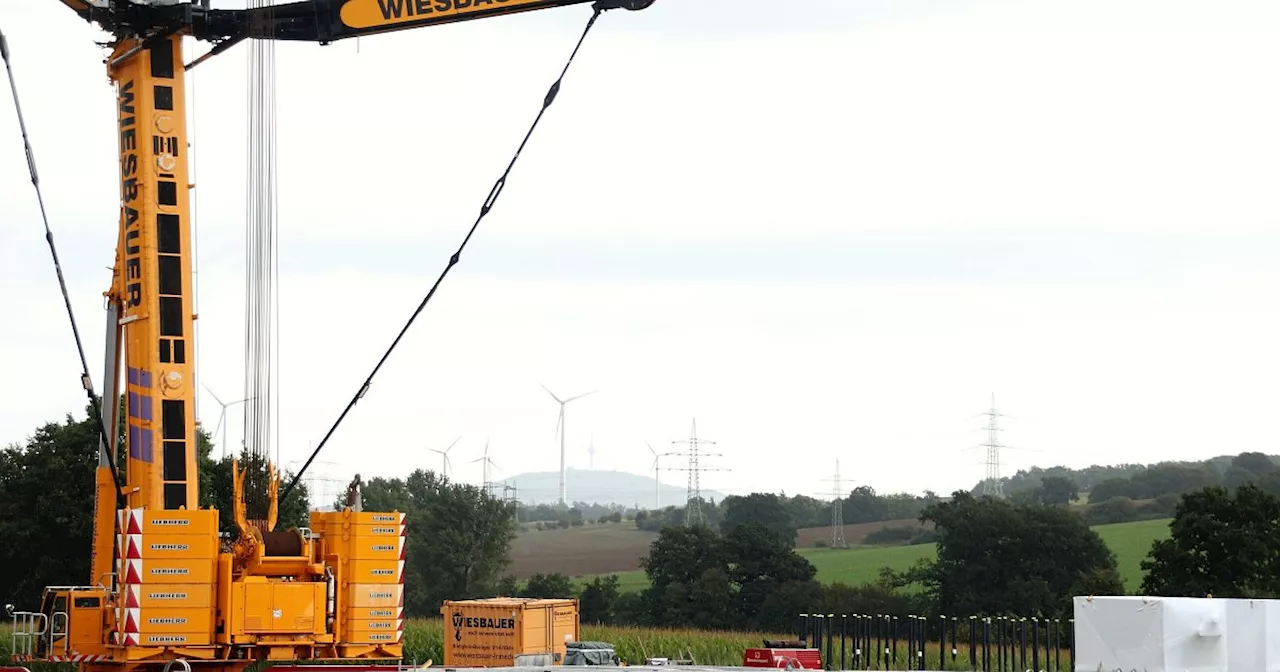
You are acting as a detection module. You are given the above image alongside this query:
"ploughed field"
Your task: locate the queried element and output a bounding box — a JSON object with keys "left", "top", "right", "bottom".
{"left": 508, "top": 518, "right": 925, "bottom": 579}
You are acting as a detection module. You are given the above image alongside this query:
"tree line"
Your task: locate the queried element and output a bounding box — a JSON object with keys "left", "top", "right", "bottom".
{"left": 0, "top": 400, "right": 311, "bottom": 608}
{"left": 8, "top": 403, "right": 1280, "bottom": 629}
{"left": 988, "top": 452, "right": 1280, "bottom": 503}
{"left": 634, "top": 488, "right": 943, "bottom": 537}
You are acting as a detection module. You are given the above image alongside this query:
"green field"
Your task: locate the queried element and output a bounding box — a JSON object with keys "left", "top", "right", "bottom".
{"left": 577, "top": 518, "right": 1172, "bottom": 594}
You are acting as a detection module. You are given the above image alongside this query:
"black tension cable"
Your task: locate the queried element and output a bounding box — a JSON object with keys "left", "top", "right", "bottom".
{"left": 1, "top": 28, "right": 127, "bottom": 505}
{"left": 281, "top": 3, "right": 621, "bottom": 504}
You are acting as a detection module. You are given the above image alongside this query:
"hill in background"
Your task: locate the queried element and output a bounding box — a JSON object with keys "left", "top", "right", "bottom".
{"left": 500, "top": 468, "right": 725, "bottom": 508}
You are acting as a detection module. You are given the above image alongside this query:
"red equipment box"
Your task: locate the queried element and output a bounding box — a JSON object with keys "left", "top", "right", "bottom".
{"left": 743, "top": 647, "right": 822, "bottom": 669}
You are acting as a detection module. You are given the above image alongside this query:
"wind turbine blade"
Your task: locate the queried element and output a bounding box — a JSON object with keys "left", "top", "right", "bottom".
{"left": 565, "top": 389, "right": 597, "bottom": 403}
{"left": 646, "top": 441, "right": 656, "bottom": 457}
{"left": 202, "top": 383, "right": 226, "bottom": 407}
{"left": 445, "top": 436, "right": 461, "bottom": 453}
{"left": 540, "top": 383, "right": 563, "bottom": 404}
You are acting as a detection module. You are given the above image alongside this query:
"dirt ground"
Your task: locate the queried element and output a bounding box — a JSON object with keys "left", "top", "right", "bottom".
{"left": 506, "top": 525, "right": 660, "bottom": 579}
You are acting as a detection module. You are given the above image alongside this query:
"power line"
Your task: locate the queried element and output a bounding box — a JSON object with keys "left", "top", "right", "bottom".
{"left": 665, "top": 418, "right": 727, "bottom": 527}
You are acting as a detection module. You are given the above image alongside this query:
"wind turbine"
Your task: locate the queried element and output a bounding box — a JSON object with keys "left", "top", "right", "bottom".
{"left": 470, "top": 438, "right": 500, "bottom": 496}
{"left": 202, "top": 383, "right": 253, "bottom": 459}
{"left": 540, "top": 383, "right": 596, "bottom": 506}
{"left": 428, "top": 436, "right": 461, "bottom": 480}
{"left": 646, "top": 441, "right": 676, "bottom": 510}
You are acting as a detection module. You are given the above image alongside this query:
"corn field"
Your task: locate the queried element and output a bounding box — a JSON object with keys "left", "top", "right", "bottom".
{"left": 404, "top": 619, "right": 790, "bottom": 666}
{"left": 0, "top": 621, "right": 789, "bottom": 669}
{"left": 0, "top": 618, "right": 1073, "bottom": 670}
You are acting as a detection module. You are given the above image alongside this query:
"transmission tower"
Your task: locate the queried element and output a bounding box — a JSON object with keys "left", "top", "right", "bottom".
{"left": 666, "top": 418, "right": 727, "bottom": 527}
{"left": 501, "top": 483, "right": 519, "bottom": 521}
{"left": 821, "top": 460, "right": 849, "bottom": 549}
{"left": 979, "top": 393, "right": 1007, "bottom": 498}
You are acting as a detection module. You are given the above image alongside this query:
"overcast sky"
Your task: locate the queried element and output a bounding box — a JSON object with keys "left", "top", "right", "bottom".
{"left": 4, "top": 0, "right": 1280, "bottom": 509}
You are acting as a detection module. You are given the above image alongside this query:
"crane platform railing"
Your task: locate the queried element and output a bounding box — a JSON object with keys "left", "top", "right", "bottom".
{"left": 8, "top": 608, "right": 46, "bottom": 660}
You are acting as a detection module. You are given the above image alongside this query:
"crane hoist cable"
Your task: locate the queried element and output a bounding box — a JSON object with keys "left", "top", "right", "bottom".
{"left": 280, "top": 3, "right": 614, "bottom": 504}
{"left": 1, "top": 28, "right": 126, "bottom": 504}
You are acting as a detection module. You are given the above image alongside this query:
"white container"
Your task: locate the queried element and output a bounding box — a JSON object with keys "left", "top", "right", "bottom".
{"left": 1074, "top": 595, "right": 1227, "bottom": 672}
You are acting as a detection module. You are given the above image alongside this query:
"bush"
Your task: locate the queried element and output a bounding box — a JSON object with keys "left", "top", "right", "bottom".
{"left": 863, "top": 526, "right": 917, "bottom": 544}
{"left": 863, "top": 525, "right": 936, "bottom": 546}
{"left": 1084, "top": 496, "right": 1137, "bottom": 525}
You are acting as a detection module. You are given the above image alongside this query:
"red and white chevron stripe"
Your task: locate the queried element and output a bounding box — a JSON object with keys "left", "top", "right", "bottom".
{"left": 125, "top": 558, "right": 144, "bottom": 585}
{"left": 122, "top": 605, "right": 140, "bottom": 646}
{"left": 127, "top": 508, "right": 143, "bottom": 535}
{"left": 48, "top": 654, "right": 110, "bottom": 662}
{"left": 124, "top": 584, "right": 141, "bottom": 608}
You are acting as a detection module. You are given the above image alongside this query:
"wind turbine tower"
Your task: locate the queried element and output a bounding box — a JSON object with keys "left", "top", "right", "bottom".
{"left": 429, "top": 436, "right": 461, "bottom": 480}
{"left": 540, "top": 383, "right": 596, "bottom": 506}
{"left": 646, "top": 441, "right": 677, "bottom": 510}
{"left": 980, "top": 393, "right": 1008, "bottom": 498}
{"left": 470, "top": 438, "right": 501, "bottom": 497}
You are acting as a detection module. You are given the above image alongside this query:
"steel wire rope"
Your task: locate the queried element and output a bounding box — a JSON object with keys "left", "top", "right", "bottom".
{"left": 281, "top": 3, "right": 615, "bottom": 504}
{"left": 1, "top": 29, "right": 127, "bottom": 503}
{"left": 243, "top": 0, "right": 279, "bottom": 519}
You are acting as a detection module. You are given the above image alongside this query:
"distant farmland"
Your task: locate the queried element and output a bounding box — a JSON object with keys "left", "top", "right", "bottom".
{"left": 562, "top": 518, "right": 1172, "bottom": 594}
{"left": 507, "top": 518, "right": 929, "bottom": 579}
{"left": 794, "top": 518, "right": 928, "bottom": 548}
{"left": 508, "top": 525, "right": 659, "bottom": 579}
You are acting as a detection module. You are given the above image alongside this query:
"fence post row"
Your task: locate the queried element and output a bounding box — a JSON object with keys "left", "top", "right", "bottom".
{"left": 795, "top": 613, "right": 1076, "bottom": 672}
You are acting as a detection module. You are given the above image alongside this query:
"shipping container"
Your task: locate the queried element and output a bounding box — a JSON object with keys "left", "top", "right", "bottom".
{"left": 440, "top": 598, "right": 580, "bottom": 667}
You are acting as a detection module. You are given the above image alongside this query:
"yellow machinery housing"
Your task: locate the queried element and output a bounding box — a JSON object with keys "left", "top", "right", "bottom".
{"left": 6, "top": 1, "right": 652, "bottom": 671}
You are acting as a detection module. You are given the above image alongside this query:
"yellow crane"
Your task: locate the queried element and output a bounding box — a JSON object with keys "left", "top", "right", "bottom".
{"left": 1, "top": 1, "right": 652, "bottom": 671}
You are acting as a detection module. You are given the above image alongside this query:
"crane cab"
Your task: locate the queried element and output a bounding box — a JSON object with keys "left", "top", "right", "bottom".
{"left": 10, "top": 587, "right": 112, "bottom": 663}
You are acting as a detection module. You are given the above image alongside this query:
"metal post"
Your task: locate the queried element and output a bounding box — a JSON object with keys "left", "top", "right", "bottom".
{"left": 1031, "top": 618, "right": 1040, "bottom": 672}
{"left": 841, "top": 615, "right": 848, "bottom": 671}
{"left": 1052, "top": 619, "right": 1061, "bottom": 672}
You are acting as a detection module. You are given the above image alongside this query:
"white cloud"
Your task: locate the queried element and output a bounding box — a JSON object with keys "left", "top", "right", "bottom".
{"left": 3, "top": 0, "right": 1280, "bottom": 508}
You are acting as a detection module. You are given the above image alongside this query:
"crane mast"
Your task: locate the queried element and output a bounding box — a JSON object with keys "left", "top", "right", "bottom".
{"left": 7, "top": 1, "right": 654, "bottom": 671}
{"left": 111, "top": 34, "right": 199, "bottom": 518}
